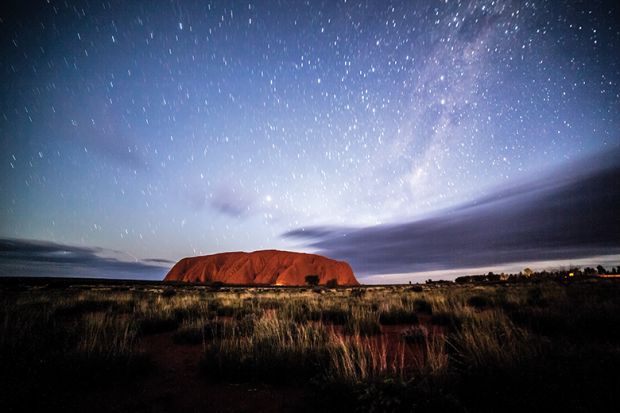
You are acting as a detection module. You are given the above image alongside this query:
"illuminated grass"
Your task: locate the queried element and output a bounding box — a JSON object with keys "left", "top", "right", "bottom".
{"left": 2, "top": 279, "right": 620, "bottom": 412}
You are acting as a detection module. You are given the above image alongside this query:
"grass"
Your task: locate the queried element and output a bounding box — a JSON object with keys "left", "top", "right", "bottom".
{"left": 1, "top": 278, "right": 620, "bottom": 412}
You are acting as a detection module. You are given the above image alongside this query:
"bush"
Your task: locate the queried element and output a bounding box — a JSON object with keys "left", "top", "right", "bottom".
{"left": 431, "top": 312, "right": 462, "bottom": 330}
{"left": 161, "top": 288, "right": 176, "bottom": 298}
{"left": 172, "top": 304, "right": 204, "bottom": 322}
{"left": 413, "top": 299, "right": 433, "bottom": 314}
{"left": 305, "top": 275, "right": 320, "bottom": 286}
{"left": 379, "top": 309, "right": 419, "bottom": 325}
{"left": 351, "top": 288, "right": 366, "bottom": 298}
{"left": 215, "top": 306, "right": 236, "bottom": 317}
{"left": 321, "top": 308, "right": 349, "bottom": 325}
{"left": 526, "top": 288, "right": 548, "bottom": 307}
{"left": 326, "top": 279, "right": 339, "bottom": 288}
{"left": 402, "top": 327, "right": 426, "bottom": 344}
{"left": 466, "top": 295, "right": 490, "bottom": 310}
{"left": 344, "top": 315, "right": 382, "bottom": 336}
{"left": 209, "top": 281, "right": 225, "bottom": 290}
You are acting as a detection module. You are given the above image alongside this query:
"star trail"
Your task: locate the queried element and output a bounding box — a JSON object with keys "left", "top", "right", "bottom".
{"left": 1, "top": 1, "right": 619, "bottom": 281}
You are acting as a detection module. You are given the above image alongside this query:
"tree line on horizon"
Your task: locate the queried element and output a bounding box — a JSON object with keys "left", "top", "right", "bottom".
{"left": 453, "top": 264, "right": 619, "bottom": 284}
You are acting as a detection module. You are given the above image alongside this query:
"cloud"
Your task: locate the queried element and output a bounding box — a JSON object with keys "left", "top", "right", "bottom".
{"left": 284, "top": 149, "right": 620, "bottom": 276}
{"left": 142, "top": 258, "right": 176, "bottom": 264}
{"left": 80, "top": 126, "right": 146, "bottom": 169}
{"left": 0, "top": 238, "right": 170, "bottom": 280}
{"left": 51, "top": 98, "right": 147, "bottom": 169}
{"left": 209, "top": 186, "right": 255, "bottom": 217}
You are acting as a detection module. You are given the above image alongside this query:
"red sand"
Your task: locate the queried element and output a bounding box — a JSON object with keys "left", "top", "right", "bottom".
{"left": 65, "top": 331, "right": 322, "bottom": 413}
{"left": 164, "top": 250, "right": 359, "bottom": 286}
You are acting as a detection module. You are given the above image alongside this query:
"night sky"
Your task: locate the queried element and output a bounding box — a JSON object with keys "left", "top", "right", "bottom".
{"left": 1, "top": 0, "right": 619, "bottom": 282}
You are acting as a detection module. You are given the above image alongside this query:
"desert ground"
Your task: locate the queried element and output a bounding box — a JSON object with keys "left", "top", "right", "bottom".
{"left": 1, "top": 277, "right": 619, "bottom": 412}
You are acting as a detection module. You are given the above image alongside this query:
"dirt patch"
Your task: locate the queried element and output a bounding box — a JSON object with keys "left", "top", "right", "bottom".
{"left": 66, "top": 332, "right": 323, "bottom": 413}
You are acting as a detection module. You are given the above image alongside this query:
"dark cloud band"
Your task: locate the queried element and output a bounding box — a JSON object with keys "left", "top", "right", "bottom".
{"left": 0, "top": 239, "right": 169, "bottom": 280}
{"left": 284, "top": 150, "right": 620, "bottom": 275}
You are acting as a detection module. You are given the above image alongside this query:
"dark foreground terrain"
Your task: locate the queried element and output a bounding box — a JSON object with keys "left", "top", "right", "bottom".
{"left": 1, "top": 277, "right": 619, "bottom": 412}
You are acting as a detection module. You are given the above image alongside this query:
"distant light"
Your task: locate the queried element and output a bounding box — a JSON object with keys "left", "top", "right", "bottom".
{"left": 265, "top": 195, "right": 272, "bottom": 202}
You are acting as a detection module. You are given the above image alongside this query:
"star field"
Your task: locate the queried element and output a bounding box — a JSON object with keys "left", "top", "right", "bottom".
{"left": 1, "top": 1, "right": 619, "bottom": 279}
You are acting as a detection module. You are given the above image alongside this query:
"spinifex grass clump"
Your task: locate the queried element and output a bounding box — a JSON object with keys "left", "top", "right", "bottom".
{"left": 430, "top": 312, "right": 462, "bottom": 331}
{"left": 173, "top": 318, "right": 207, "bottom": 344}
{"left": 201, "top": 313, "right": 332, "bottom": 382}
{"left": 447, "top": 309, "right": 538, "bottom": 370}
{"left": 78, "top": 312, "right": 139, "bottom": 359}
{"left": 2, "top": 278, "right": 620, "bottom": 413}
{"left": 466, "top": 295, "right": 491, "bottom": 310}
{"left": 327, "top": 335, "right": 407, "bottom": 383}
{"left": 401, "top": 326, "right": 426, "bottom": 344}
{"left": 0, "top": 289, "right": 150, "bottom": 411}
{"left": 379, "top": 308, "right": 419, "bottom": 325}
{"left": 344, "top": 308, "right": 382, "bottom": 336}
{"left": 413, "top": 298, "right": 433, "bottom": 314}
{"left": 320, "top": 307, "right": 350, "bottom": 324}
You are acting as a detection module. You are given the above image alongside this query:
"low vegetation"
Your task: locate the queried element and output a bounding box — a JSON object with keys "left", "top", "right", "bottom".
{"left": 1, "top": 277, "right": 619, "bottom": 412}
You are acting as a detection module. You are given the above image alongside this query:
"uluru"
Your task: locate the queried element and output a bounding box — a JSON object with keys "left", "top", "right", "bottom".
{"left": 164, "top": 250, "right": 359, "bottom": 286}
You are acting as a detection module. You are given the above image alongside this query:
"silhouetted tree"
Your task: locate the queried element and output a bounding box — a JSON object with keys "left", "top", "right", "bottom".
{"left": 326, "top": 279, "right": 338, "bottom": 288}
{"left": 583, "top": 267, "right": 596, "bottom": 275}
{"left": 597, "top": 265, "right": 607, "bottom": 275}
{"left": 305, "top": 275, "right": 319, "bottom": 286}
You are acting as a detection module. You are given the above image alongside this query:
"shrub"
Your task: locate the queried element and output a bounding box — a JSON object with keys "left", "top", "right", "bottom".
{"left": 305, "top": 275, "right": 320, "bottom": 286}
{"left": 402, "top": 327, "right": 427, "bottom": 344}
{"left": 413, "top": 299, "right": 433, "bottom": 314}
{"left": 351, "top": 288, "right": 366, "bottom": 298}
{"left": 344, "top": 314, "right": 382, "bottom": 336}
{"left": 326, "top": 279, "right": 339, "bottom": 288}
{"left": 430, "top": 313, "right": 462, "bottom": 332}
{"left": 161, "top": 288, "right": 177, "bottom": 298}
{"left": 215, "top": 306, "right": 236, "bottom": 317}
{"left": 379, "top": 309, "right": 419, "bottom": 325}
{"left": 259, "top": 299, "right": 281, "bottom": 310}
{"left": 209, "top": 281, "right": 225, "bottom": 290}
{"left": 172, "top": 304, "right": 204, "bottom": 322}
{"left": 203, "top": 321, "right": 229, "bottom": 340}
{"left": 466, "top": 295, "right": 490, "bottom": 310}
{"left": 173, "top": 327, "right": 204, "bottom": 345}
{"left": 526, "top": 288, "right": 548, "bottom": 307}
{"left": 321, "top": 308, "right": 349, "bottom": 325}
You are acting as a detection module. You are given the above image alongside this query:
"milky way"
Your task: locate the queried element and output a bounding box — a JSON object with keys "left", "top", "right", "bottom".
{"left": 1, "top": 1, "right": 619, "bottom": 281}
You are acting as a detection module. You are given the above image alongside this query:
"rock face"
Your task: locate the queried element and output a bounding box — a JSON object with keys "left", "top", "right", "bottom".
{"left": 164, "top": 250, "right": 359, "bottom": 286}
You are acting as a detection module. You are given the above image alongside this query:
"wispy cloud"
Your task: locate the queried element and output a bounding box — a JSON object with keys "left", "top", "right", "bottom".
{"left": 53, "top": 98, "right": 147, "bottom": 169}
{"left": 0, "top": 238, "right": 169, "bottom": 279}
{"left": 209, "top": 186, "right": 255, "bottom": 217}
{"left": 284, "top": 149, "right": 620, "bottom": 276}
